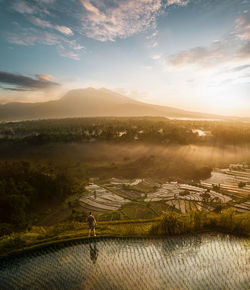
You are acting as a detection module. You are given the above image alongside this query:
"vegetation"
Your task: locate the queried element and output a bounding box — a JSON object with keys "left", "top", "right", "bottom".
{"left": 0, "top": 161, "right": 84, "bottom": 234}
{"left": 179, "top": 189, "right": 190, "bottom": 196}
{"left": 238, "top": 181, "right": 246, "bottom": 188}
{"left": 0, "top": 158, "right": 211, "bottom": 236}
{"left": 150, "top": 209, "right": 250, "bottom": 237}
{"left": 1, "top": 117, "right": 250, "bottom": 145}
{"left": 0, "top": 209, "right": 249, "bottom": 257}
{"left": 0, "top": 218, "right": 159, "bottom": 256}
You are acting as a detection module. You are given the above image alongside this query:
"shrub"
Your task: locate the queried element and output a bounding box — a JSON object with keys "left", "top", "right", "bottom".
{"left": 213, "top": 204, "right": 223, "bottom": 213}
{"left": 212, "top": 184, "right": 220, "bottom": 191}
{"left": 179, "top": 189, "right": 190, "bottom": 196}
{"left": 238, "top": 182, "right": 246, "bottom": 188}
{"left": 0, "top": 223, "right": 14, "bottom": 236}
{"left": 150, "top": 211, "right": 186, "bottom": 235}
{"left": 150, "top": 210, "right": 250, "bottom": 237}
{"left": 200, "top": 192, "right": 211, "bottom": 202}
{"left": 215, "top": 209, "right": 250, "bottom": 235}
{"left": 190, "top": 211, "right": 206, "bottom": 230}
{"left": 5, "top": 236, "right": 26, "bottom": 249}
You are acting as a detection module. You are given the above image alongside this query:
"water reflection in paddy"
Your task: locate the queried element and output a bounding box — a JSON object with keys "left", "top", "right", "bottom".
{"left": 0, "top": 234, "right": 249, "bottom": 289}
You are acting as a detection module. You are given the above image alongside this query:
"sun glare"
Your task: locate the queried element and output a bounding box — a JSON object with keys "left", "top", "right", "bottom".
{"left": 202, "top": 82, "right": 246, "bottom": 115}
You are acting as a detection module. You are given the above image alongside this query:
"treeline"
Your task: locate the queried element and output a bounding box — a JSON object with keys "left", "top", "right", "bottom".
{"left": 0, "top": 162, "right": 77, "bottom": 233}
{"left": 0, "top": 117, "right": 250, "bottom": 145}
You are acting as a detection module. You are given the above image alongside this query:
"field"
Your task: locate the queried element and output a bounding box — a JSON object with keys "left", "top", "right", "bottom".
{"left": 74, "top": 163, "right": 249, "bottom": 222}
{"left": 201, "top": 166, "right": 250, "bottom": 212}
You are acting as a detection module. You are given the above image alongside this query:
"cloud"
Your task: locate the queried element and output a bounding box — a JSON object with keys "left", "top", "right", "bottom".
{"left": 35, "top": 74, "right": 54, "bottom": 81}
{"left": 151, "top": 54, "right": 161, "bottom": 60}
{"left": 12, "top": 0, "right": 52, "bottom": 16}
{"left": 9, "top": 1, "right": 80, "bottom": 59}
{"left": 234, "top": 12, "right": 250, "bottom": 37}
{"left": 239, "top": 41, "right": 250, "bottom": 58}
{"left": 151, "top": 41, "right": 158, "bottom": 48}
{"left": 55, "top": 25, "right": 74, "bottom": 35}
{"left": 167, "top": 12, "right": 250, "bottom": 68}
{"left": 72, "top": 44, "right": 85, "bottom": 50}
{"left": 39, "top": 0, "right": 55, "bottom": 3}
{"left": 0, "top": 71, "right": 60, "bottom": 91}
{"left": 230, "top": 64, "right": 250, "bottom": 72}
{"left": 30, "top": 16, "right": 52, "bottom": 29}
{"left": 80, "top": 0, "right": 187, "bottom": 41}
{"left": 168, "top": 45, "right": 229, "bottom": 67}
{"left": 30, "top": 17, "right": 73, "bottom": 35}
{"left": 7, "top": 27, "right": 81, "bottom": 60}
{"left": 7, "top": 29, "right": 60, "bottom": 46}
{"left": 12, "top": 1, "right": 36, "bottom": 14}
{"left": 166, "top": 0, "right": 189, "bottom": 6}
{"left": 57, "top": 45, "right": 80, "bottom": 60}
{"left": 81, "top": 0, "right": 101, "bottom": 15}
{"left": 146, "top": 31, "right": 158, "bottom": 39}
{"left": 7, "top": 0, "right": 189, "bottom": 61}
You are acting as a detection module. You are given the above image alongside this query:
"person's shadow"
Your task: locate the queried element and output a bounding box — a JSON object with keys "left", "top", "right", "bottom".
{"left": 89, "top": 240, "right": 98, "bottom": 264}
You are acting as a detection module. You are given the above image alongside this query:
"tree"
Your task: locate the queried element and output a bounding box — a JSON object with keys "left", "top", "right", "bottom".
{"left": 200, "top": 192, "right": 211, "bottom": 203}
{"left": 238, "top": 181, "right": 246, "bottom": 188}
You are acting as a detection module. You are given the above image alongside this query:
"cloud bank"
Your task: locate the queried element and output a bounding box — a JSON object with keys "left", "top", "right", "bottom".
{"left": 80, "top": 0, "right": 189, "bottom": 41}
{"left": 8, "top": 0, "right": 81, "bottom": 59}
{"left": 80, "top": 0, "right": 162, "bottom": 41}
{"left": 5, "top": 0, "right": 190, "bottom": 59}
{"left": 0, "top": 71, "right": 60, "bottom": 91}
{"left": 167, "top": 11, "right": 250, "bottom": 68}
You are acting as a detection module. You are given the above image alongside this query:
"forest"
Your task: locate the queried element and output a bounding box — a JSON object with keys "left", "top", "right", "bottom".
{"left": 0, "top": 117, "right": 250, "bottom": 145}
{"left": 0, "top": 161, "right": 85, "bottom": 235}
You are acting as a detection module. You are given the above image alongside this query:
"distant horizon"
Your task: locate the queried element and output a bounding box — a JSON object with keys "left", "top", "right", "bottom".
{"left": 1, "top": 87, "right": 250, "bottom": 121}
{"left": 0, "top": 86, "right": 249, "bottom": 119}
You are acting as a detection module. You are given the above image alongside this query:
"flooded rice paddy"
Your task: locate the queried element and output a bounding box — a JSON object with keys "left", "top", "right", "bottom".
{"left": 80, "top": 164, "right": 250, "bottom": 215}
{"left": 81, "top": 179, "right": 230, "bottom": 214}
{"left": 0, "top": 234, "right": 249, "bottom": 289}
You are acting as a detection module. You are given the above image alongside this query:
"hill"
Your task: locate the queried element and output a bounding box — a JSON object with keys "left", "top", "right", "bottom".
{"left": 0, "top": 88, "right": 239, "bottom": 121}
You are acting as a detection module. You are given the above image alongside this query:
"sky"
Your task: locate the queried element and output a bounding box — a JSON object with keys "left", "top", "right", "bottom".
{"left": 0, "top": 0, "right": 250, "bottom": 116}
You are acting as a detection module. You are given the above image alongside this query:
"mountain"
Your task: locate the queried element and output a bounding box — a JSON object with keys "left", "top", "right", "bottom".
{"left": 0, "top": 88, "right": 239, "bottom": 121}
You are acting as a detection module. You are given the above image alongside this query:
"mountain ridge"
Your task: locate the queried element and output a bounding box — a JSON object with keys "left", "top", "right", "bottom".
{"left": 0, "top": 88, "right": 244, "bottom": 121}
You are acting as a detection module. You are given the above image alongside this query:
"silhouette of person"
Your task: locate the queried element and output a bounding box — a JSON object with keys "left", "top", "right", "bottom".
{"left": 89, "top": 241, "right": 98, "bottom": 264}
{"left": 87, "top": 211, "right": 97, "bottom": 237}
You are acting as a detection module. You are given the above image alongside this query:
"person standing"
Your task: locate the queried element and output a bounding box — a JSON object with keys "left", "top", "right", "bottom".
{"left": 87, "top": 212, "right": 97, "bottom": 237}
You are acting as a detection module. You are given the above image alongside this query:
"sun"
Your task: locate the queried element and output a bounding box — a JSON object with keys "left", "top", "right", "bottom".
{"left": 203, "top": 83, "right": 246, "bottom": 115}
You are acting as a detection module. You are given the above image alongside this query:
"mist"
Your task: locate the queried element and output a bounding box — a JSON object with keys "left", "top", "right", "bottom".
{"left": 1, "top": 142, "right": 249, "bottom": 169}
